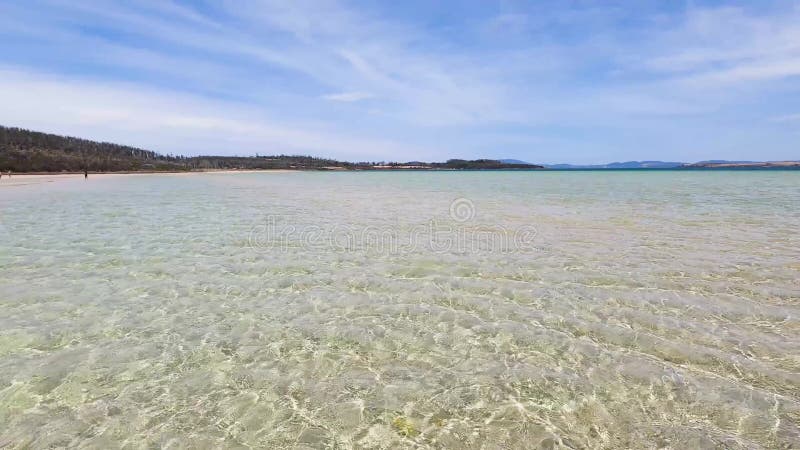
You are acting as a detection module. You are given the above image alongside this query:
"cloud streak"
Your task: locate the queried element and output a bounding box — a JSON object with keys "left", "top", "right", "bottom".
{"left": 0, "top": 68, "right": 427, "bottom": 160}
{"left": 322, "top": 92, "right": 374, "bottom": 102}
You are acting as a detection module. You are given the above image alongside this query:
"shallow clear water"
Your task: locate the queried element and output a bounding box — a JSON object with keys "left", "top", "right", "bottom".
{"left": 1, "top": 171, "right": 799, "bottom": 449}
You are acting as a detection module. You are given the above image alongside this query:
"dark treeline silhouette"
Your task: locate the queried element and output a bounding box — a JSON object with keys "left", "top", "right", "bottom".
{"left": 0, "top": 126, "right": 543, "bottom": 172}
{"left": 434, "top": 159, "right": 537, "bottom": 170}
{"left": 188, "top": 155, "right": 358, "bottom": 170}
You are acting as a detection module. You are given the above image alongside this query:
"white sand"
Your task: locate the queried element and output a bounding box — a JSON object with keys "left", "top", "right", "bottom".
{"left": 0, "top": 170, "right": 295, "bottom": 188}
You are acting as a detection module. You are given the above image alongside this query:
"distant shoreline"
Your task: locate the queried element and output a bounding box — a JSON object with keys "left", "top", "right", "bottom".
{"left": 3, "top": 126, "right": 799, "bottom": 173}
{"left": 4, "top": 166, "right": 800, "bottom": 177}
{"left": 542, "top": 166, "right": 800, "bottom": 171}
{"left": 1, "top": 169, "right": 297, "bottom": 175}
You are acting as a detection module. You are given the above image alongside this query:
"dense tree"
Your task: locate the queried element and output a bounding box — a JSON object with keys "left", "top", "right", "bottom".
{"left": 0, "top": 126, "right": 187, "bottom": 172}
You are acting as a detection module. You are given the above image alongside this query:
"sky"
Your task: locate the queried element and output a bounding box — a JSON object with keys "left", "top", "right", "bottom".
{"left": 1, "top": 0, "right": 799, "bottom": 164}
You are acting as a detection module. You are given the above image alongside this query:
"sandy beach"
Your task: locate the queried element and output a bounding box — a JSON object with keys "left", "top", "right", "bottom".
{"left": 0, "top": 170, "right": 296, "bottom": 189}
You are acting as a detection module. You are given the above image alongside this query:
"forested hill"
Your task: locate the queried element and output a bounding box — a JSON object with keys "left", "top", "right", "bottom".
{"left": 0, "top": 126, "right": 363, "bottom": 172}
{"left": 0, "top": 126, "right": 188, "bottom": 172}
{"left": 0, "top": 125, "right": 543, "bottom": 172}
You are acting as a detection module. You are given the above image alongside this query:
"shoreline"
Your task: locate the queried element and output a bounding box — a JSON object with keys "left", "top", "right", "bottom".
{"left": 0, "top": 169, "right": 297, "bottom": 189}
{"left": 0, "top": 167, "right": 548, "bottom": 175}
{"left": 1, "top": 168, "right": 297, "bottom": 176}
{"left": 1, "top": 166, "right": 798, "bottom": 187}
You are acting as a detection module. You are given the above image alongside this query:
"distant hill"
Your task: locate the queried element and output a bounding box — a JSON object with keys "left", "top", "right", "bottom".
{"left": 499, "top": 158, "right": 534, "bottom": 165}
{"left": 685, "top": 160, "right": 800, "bottom": 168}
{"left": 546, "top": 161, "right": 684, "bottom": 169}
{"left": 694, "top": 160, "right": 756, "bottom": 164}
{"left": 433, "top": 159, "right": 541, "bottom": 169}
{"left": 0, "top": 126, "right": 543, "bottom": 172}
{"left": 607, "top": 161, "right": 685, "bottom": 169}
{"left": 544, "top": 159, "right": 800, "bottom": 169}
{"left": 0, "top": 126, "right": 189, "bottom": 172}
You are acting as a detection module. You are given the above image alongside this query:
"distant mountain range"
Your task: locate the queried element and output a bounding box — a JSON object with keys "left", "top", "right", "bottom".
{"left": 540, "top": 160, "right": 800, "bottom": 169}
{"left": 504, "top": 159, "right": 687, "bottom": 169}
{"left": 498, "top": 159, "right": 534, "bottom": 165}
{"left": 545, "top": 161, "right": 684, "bottom": 169}
{"left": 685, "top": 160, "right": 800, "bottom": 168}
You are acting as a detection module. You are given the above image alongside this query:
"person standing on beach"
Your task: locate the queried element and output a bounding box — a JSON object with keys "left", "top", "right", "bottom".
{"left": 84, "top": 168, "right": 88, "bottom": 179}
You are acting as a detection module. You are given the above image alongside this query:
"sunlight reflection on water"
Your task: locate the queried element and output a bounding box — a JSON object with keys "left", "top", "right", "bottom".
{"left": 1, "top": 171, "right": 799, "bottom": 448}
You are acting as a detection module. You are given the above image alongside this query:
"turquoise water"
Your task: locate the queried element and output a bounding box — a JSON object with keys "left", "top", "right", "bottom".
{"left": 1, "top": 171, "right": 799, "bottom": 448}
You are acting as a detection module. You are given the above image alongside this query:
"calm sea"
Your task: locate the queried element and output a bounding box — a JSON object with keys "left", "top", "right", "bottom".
{"left": 1, "top": 171, "right": 799, "bottom": 448}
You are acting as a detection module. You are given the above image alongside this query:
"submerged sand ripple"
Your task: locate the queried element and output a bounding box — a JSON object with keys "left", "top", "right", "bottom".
{"left": 0, "top": 171, "right": 799, "bottom": 448}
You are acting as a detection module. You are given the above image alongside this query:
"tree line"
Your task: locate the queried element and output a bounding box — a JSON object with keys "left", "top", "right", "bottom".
{"left": 0, "top": 126, "right": 188, "bottom": 172}
{"left": 0, "top": 125, "right": 542, "bottom": 172}
{"left": 0, "top": 126, "right": 360, "bottom": 172}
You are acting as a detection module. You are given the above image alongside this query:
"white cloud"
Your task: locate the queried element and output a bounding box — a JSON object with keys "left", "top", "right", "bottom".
{"left": 640, "top": 5, "right": 800, "bottom": 86}
{"left": 0, "top": 68, "right": 427, "bottom": 159}
{"left": 322, "top": 91, "right": 373, "bottom": 102}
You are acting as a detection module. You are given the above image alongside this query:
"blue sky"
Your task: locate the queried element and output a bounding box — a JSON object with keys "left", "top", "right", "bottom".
{"left": 1, "top": 0, "right": 799, "bottom": 164}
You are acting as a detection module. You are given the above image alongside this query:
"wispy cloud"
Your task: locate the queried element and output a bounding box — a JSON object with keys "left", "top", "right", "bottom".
{"left": 322, "top": 91, "right": 373, "bottom": 102}
{"left": 640, "top": 5, "right": 800, "bottom": 85}
{"left": 0, "top": 68, "right": 427, "bottom": 160}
